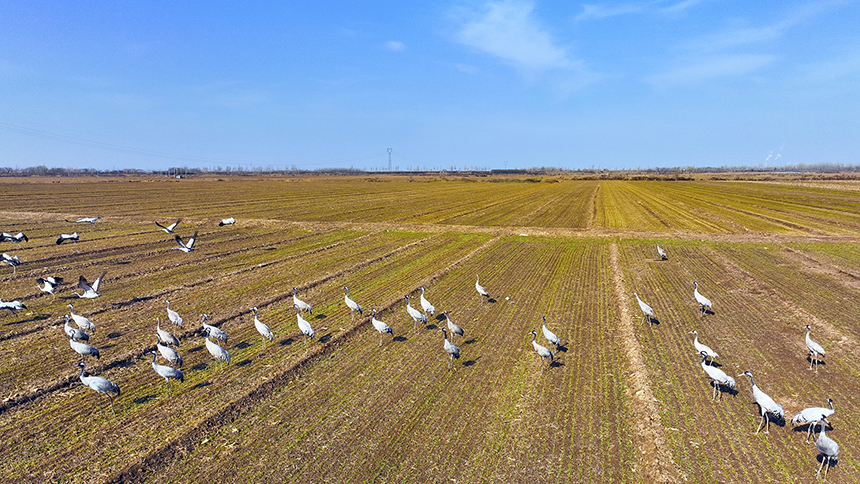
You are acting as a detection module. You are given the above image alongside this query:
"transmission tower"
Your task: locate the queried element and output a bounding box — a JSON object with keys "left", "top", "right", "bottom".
{"left": 388, "top": 147, "right": 392, "bottom": 171}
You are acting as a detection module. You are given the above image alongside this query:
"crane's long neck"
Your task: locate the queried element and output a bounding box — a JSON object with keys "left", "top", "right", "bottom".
{"left": 442, "top": 329, "right": 448, "bottom": 341}
{"left": 78, "top": 365, "right": 86, "bottom": 379}
{"left": 828, "top": 400, "right": 834, "bottom": 411}
{"left": 745, "top": 374, "right": 756, "bottom": 388}
{"left": 151, "top": 352, "right": 157, "bottom": 364}
{"left": 819, "top": 420, "right": 827, "bottom": 437}
{"left": 531, "top": 332, "right": 537, "bottom": 342}
{"left": 693, "top": 333, "right": 699, "bottom": 345}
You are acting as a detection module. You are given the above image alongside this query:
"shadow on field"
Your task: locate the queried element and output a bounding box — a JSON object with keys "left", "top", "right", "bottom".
{"left": 134, "top": 394, "right": 157, "bottom": 405}
{"left": 434, "top": 314, "right": 445, "bottom": 322}
{"left": 701, "top": 309, "right": 715, "bottom": 316}
{"left": 425, "top": 323, "right": 438, "bottom": 330}
{"left": 319, "top": 333, "right": 332, "bottom": 343}
{"left": 806, "top": 356, "right": 826, "bottom": 368}
{"left": 234, "top": 341, "right": 251, "bottom": 350}
{"left": 279, "top": 337, "right": 295, "bottom": 346}
{"left": 488, "top": 298, "right": 497, "bottom": 304}
{"left": 549, "top": 361, "right": 564, "bottom": 368}
{"left": 107, "top": 331, "right": 122, "bottom": 339}
{"left": 112, "top": 296, "right": 156, "bottom": 309}
{"left": 313, "top": 314, "right": 327, "bottom": 320}
{"left": 712, "top": 382, "right": 738, "bottom": 398}
{"left": 393, "top": 335, "right": 408, "bottom": 343}
{"left": 792, "top": 421, "right": 833, "bottom": 436}
{"left": 235, "top": 359, "right": 252, "bottom": 367}
{"left": 187, "top": 345, "right": 204, "bottom": 353}
{"left": 463, "top": 338, "right": 477, "bottom": 345}
{"left": 556, "top": 344, "right": 568, "bottom": 353}
{"left": 192, "top": 381, "right": 211, "bottom": 390}
{"left": 647, "top": 317, "right": 662, "bottom": 325}
{"left": 191, "top": 363, "right": 208, "bottom": 371}
{"left": 463, "top": 356, "right": 480, "bottom": 367}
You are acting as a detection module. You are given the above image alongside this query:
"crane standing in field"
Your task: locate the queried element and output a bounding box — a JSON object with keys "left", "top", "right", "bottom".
{"left": 698, "top": 351, "right": 734, "bottom": 401}
{"left": 739, "top": 370, "right": 784, "bottom": 434}
{"left": 68, "top": 304, "right": 95, "bottom": 333}
{"left": 440, "top": 328, "right": 460, "bottom": 369}
{"left": 370, "top": 308, "right": 394, "bottom": 347}
{"left": 156, "top": 334, "right": 183, "bottom": 367}
{"left": 541, "top": 316, "right": 561, "bottom": 349}
{"left": 292, "top": 287, "right": 312, "bottom": 314}
{"left": 814, "top": 417, "right": 839, "bottom": 480}
{"left": 344, "top": 286, "right": 362, "bottom": 322}
{"left": 792, "top": 398, "right": 835, "bottom": 443}
{"left": 805, "top": 325, "right": 826, "bottom": 372}
{"left": 204, "top": 332, "right": 231, "bottom": 369}
{"left": 295, "top": 304, "right": 315, "bottom": 343}
{"left": 529, "top": 330, "right": 554, "bottom": 369}
{"left": 443, "top": 311, "right": 464, "bottom": 344}
{"left": 149, "top": 351, "right": 184, "bottom": 392}
{"left": 419, "top": 286, "right": 435, "bottom": 318}
{"left": 475, "top": 275, "right": 490, "bottom": 306}
{"left": 689, "top": 330, "right": 718, "bottom": 364}
{"left": 633, "top": 292, "right": 656, "bottom": 324}
{"left": 657, "top": 243, "right": 667, "bottom": 260}
{"left": 165, "top": 300, "right": 183, "bottom": 327}
{"left": 2, "top": 253, "right": 20, "bottom": 274}
{"left": 693, "top": 282, "right": 713, "bottom": 316}
{"left": 405, "top": 295, "right": 426, "bottom": 331}
{"left": 64, "top": 315, "right": 89, "bottom": 342}
{"left": 200, "top": 314, "right": 227, "bottom": 343}
{"left": 252, "top": 307, "right": 274, "bottom": 347}
{"left": 156, "top": 318, "right": 180, "bottom": 347}
{"left": 77, "top": 361, "right": 119, "bottom": 414}
{"left": 70, "top": 335, "right": 100, "bottom": 361}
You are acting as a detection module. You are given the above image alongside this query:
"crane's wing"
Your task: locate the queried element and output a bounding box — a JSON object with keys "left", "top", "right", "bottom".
{"left": 168, "top": 219, "right": 182, "bottom": 230}
{"left": 78, "top": 275, "right": 93, "bottom": 293}
{"left": 91, "top": 272, "right": 107, "bottom": 293}
{"left": 186, "top": 231, "right": 198, "bottom": 249}
{"left": 174, "top": 234, "right": 187, "bottom": 249}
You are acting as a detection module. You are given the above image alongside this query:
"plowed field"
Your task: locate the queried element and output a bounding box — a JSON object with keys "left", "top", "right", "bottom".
{"left": 1, "top": 175, "right": 859, "bottom": 483}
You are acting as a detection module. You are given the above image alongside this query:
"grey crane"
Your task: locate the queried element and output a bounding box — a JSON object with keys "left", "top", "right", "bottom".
{"left": 405, "top": 295, "right": 426, "bottom": 331}
{"left": 173, "top": 231, "right": 198, "bottom": 253}
{"left": 0, "top": 231, "right": 28, "bottom": 243}
{"left": 252, "top": 307, "right": 273, "bottom": 346}
{"left": 201, "top": 314, "right": 227, "bottom": 343}
{"left": 74, "top": 271, "right": 106, "bottom": 299}
{"left": 344, "top": 286, "right": 363, "bottom": 322}
{"left": 156, "top": 334, "right": 183, "bottom": 367}
{"left": 441, "top": 328, "right": 460, "bottom": 369}
{"left": 66, "top": 216, "right": 101, "bottom": 224}
{"left": 63, "top": 315, "right": 89, "bottom": 342}
{"left": 693, "top": 282, "right": 713, "bottom": 316}
{"left": 37, "top": 276, "right": 63, "bottom": 295}
{"left": 155, "top": 219, "right": 182, "bottom": 234}
{"left": 218, "top": 217, "right": 235, "bottom": 226}
{"left": 805, "top": 325, "right": 826, "bottom": 372}
{"left": 443, "top": 311, "right": 464, "bottom": 343}
{"left": 419, "top": 286, "right": 435, "bottom": 318}
{"left": 699, "top": 351, "right": 734, "bottom": 401}
{"left": 633, "top": 292, "right": 656, "bottom": 324}
{"left": 792, "top": 398, "right": 835, "bottom": 443}
{"left": 541, "top": 316, "right": 561, "bottom": 349}
{"left": 56, "top": 232, "right": 79, "bottom": 245}
{"left": 739, "top": 370, "right": 784, "bottom": 434}
{"left": 204, "top": 332, "right": 230, "bottom": 368}
{"left": 150, "top": 351, "right": 184, "bottom": 391}
{"left": 68, "top": 304, "right": 95, "bottom": 333}
{"left": 690, "top": 330, "right": 718, "bottom": 364}
{"left": 370, "top": 308, "right": 393, "bottom": 347}
{"left": 156, "top": 318, "right": 180, "bottom": 347}
{"left": 0, "top": 298, "right": 26, "bottom": 313}
{"left": 475, "top": 274, "right": 490, "bottom": 306}
{"left": 814, "top": 416, "right": 839, "bottom": 480}
{"left": 529, "top": 330, "right": 554, "bottom": 368}
{"left": 2, "top": 253, "right": 20, "bottom": 274}
{"left": 295, "top": 304, "right": 314, "bottom": 342}
{"left": 77, "top": 361, "right": 119, "bottom": 414}
{"left": 165, "top": 300, "right": 183, "bottom": 327}
{"left": 292, "top": 287, "right": 312, "bottom": 314}
{"left": 70, "top": 336, "right": 100, "bottom": 361}
{"left": 657, "top": 243, "right": 667, "bottom": 260}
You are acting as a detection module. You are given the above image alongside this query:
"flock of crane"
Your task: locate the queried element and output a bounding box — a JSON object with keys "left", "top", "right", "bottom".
{"left": 643, "top": 243, "right": 840, "bottom": 479}
{"left": 0, "top": 223, "right": 842, "bottom": 479}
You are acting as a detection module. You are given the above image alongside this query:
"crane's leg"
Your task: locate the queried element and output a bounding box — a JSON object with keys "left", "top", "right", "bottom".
{"left": 449, "top": 355, "right": 453, "bottom": 370}
{"left": 806, "top": 424, "right": 813, "bottom": 443}
{"left": 97, "top": 393, "right": 104, "bottom": 413}
{"left": 824, "top": 456, "right": 830, "bottom": 480}
{"left": 378, "top": 333, "right": 383, "bottom": 347}
{"left": 755, "top": 415, "right": 764, "bottom": 434}
{"left": 817, "top": 455, "right": 826, "bottom": 476}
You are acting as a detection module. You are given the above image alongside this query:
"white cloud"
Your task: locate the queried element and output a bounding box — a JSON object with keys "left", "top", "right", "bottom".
{"left": 385, "top": 41, "right": 406, "bottom": 52}
{"left": 454, "top": 0, "right": 571, "bottom": 71}
{"left": 645, "top": 54, "right": 777, "bottom": 85}
{"left": 575, "top": 3, "right": 645, "bottom": 21}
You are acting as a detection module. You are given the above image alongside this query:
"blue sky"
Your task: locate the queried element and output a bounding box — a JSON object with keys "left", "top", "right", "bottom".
{"left": 1, "top": 1, "right": 858, "bottom": 171}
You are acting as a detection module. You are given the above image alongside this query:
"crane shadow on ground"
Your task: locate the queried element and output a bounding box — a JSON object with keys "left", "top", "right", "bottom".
{"left": 806, "top": 356, "right": 826, "bottom": 368}
{"left": 234, "top": 341, "right": 251, "bottom": 350}
{"left": 133, "top": 394, "right": 157, "bottom": 405}
{"left": 312, "top": 314, "right": 327, "bottom": 321}
{"left": 393, "top": 335, "right": 408, "bottom": 343}
{"left": 187, "top": 345, "right": 205, "bottom": 353}
{"left": 319, "top": 333, "right": 333, "bottom": 343}
{"left": 462, "top": 338, "right": 477, "bottom": 345}
{"left": 646, "top": 317, "right": 662, "bottom": 325}
{"left": 235, "top": 359, "right": 252, "bottom": 367}
{"left": 112, "top": 296, "right": 156, "bottom": 309}
{"left": 712, "top": 382, "right": 738, "bottom": 398}
{"left": 700, "top": 309, "right": 715, "bottom": 316}
{"left": 548, "top": 360, "right": 565, "bottom": 369}
{"left": 107, "top": 331, "right": 122, "bottom": 339}
{"left": 279, "top": 337, "right": 295, "bottom": 346}
{"left": 792, "top": 422, "right": 833, "bottom": 436}
{"left": 191, "top": 362, "right": 208, "bottom": 371}
{"left": 192, "top": 381, "right": 211, "bottom": 390}
{"left": 815, "top": 454, "right": 839, "bottom": 469}
{"left": 462, "top": 356, "right": 481, "bottom": 367}
{"left": 425, "top": 323, "right": 438, "bottom": 330}
{"left": 555, "top": 344, "right": 569, "bottom": 353}
{"left": 3, "top": 313, "right": 44, "bottom": 325}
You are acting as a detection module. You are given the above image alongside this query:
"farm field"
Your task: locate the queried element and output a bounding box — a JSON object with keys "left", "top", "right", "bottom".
{"left": 1, "top": 175, "right": 859, "bottom": 483}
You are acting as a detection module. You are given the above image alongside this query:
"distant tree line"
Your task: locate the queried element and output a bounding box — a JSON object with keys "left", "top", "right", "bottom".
{"left": 0, "top": 162, "right": 857, "bottom": 177}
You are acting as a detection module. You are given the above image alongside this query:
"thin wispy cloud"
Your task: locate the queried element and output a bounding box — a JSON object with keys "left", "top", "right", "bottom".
{"left": 454, "top": 0, "right": 571, "bottom": 71}
{"left": 574, "top": 3, "right": 645, "bottom": 21}
{"left": 385, "top": 41, "right": 406, "bottom": 52}
{"left": 645, "top": 54, "right": 776, "bottom": 85}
